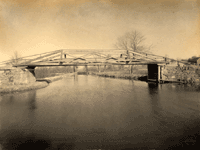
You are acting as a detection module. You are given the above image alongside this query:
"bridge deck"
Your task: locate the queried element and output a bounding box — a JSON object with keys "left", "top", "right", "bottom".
{"left": 0, "top": 49, "right": 186, "bottom": 68}
{"left": 14, "top": 62, "right": 167, "bottom": 68}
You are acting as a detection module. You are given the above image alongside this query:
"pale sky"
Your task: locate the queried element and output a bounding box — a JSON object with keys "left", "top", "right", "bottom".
{"left": 0, "top": 0, "right": 200, "bottom": 62}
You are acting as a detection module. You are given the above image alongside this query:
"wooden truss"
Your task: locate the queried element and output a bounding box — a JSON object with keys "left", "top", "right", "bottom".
{"left": 0, "top": 49, "right": 188, "bottom": 67}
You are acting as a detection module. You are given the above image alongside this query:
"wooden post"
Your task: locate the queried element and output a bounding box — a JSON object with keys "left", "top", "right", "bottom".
{"left": 73, "top": 66, "right": 76, "bottom": 73}
{"left": 129, "top": 65, "right": 131, "bottom": 74}
{"left": 73, "top": 65, "right": 78, "bottom": 76}
{"left": 85, "top": 65, "right": 88, "bottom": 75}
{"left": 160, "top": 66, "right": 163, "bottom": 81}
{"left": 158, "top": 65, "right": 160, "bottom": 82}
{"left": 131, "top": 65, "right": 133, "bottom": 74}
{"left": 97, "top": 65, "right": 100, "bottom": 72}
{"left": 60, "top": 50, "right": 63, "bottom": 60}
{"left": 129, "top": 65, "right": 133, "bottom": 74}
{"left": 127, "top": 50, "right": 130, "bottom": 59}
{"left": 147, "top": 65, "right": 149, "bottom": 81}
{"left": 104, "top": 65, "right": 106, "bottom": 72}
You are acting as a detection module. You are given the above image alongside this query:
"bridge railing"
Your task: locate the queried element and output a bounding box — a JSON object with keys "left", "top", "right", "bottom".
{"left": 0, "top": 50, "right": 63, "bottom": 67}
{"left": 127, "top": 49, "right": 191, "bottom": 65}
{"left": 0, "top": 49, "right": 191, "bottom": 67}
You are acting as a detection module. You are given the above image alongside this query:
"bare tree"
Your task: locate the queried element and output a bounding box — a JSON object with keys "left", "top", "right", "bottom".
{"left": 115, "top": 30, "right": 153, "bottom": 58}
{"left": 10, "top": 51, "right": 22, "bottom": 65}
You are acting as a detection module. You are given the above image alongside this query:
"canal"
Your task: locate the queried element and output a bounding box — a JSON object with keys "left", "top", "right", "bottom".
{"left": 0, "top": 75, "right": 200, "bottom": 150}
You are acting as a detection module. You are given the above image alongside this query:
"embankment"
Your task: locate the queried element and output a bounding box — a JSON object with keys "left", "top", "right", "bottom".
{"left": 0, "top": 67, "right": 74, "bottom": 94}
{"left": 36, "top": 73, "right": 75, "bottom": 83}
{"left": 0, "top": 81, "right": 49, "bottom": 94}
{"left": 89, "top": 64, "right": 200, "bottom": 86}
{"left": 89, "top": 72, "right": 148, "bottom": 81}
{"left": 162, "top": 65, "right": 200, "bottom": 84}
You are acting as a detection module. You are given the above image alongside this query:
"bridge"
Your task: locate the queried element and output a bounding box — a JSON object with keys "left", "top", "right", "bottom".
{"left": 0, "top": 49, "right": 180, "bottom": 66}
{"left": 0, "top": 49, "right": 188, "bottom": 82}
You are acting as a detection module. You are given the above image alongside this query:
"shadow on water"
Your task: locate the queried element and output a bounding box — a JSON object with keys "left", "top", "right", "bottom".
{"left": 146, "top": 83, "right": 200, "bottom": 150}
{"left": 1, "top": 131, "right": 200, "bottom": 150}
{"left": 158, "top": 119, "right": 200, "bottom": 150}
{"left": 0, "top": 132, "right": 76, "bottom": 150}
{"left": 0, "top": 92, "right": 76, "bottom": 150}
{"left": 138, "top": 75, "right": 148, "bottom": 81}
{"left": 1, "top": 133, "right": 52, "bottom": 150}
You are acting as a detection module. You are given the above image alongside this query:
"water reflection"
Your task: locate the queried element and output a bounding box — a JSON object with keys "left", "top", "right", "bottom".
{"left": 147, "top": 82, "right": 200, "bottom": 149}
{"left": 1, "top": 76, "right": 200, "bottom": 149}
{"left": 147, "top": 83, "right": 166, "bottom": 132}
{"left": 0, "top": 90, "right": 37, "bottom": 134}
{"left": 1, "top": 132, "right": 52, "bottom": 150}
{"left": 73, "top": 73, "right": 78, "bottom": 84}
{"left": 148, "top": 83, "right": 159, "bottom": 95}
{"left": 8, "top": 95, "right": 14, "bottom": 104}
{"left": 147, "top": 83, "right": 162, "bottom": 120}
{"left": 28, "top": 91, "right": 37, "bottom": 110}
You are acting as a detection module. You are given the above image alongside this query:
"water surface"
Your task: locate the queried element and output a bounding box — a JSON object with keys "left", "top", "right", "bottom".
{"left": 1, "top": 75, "right": 200, "bottom": 149}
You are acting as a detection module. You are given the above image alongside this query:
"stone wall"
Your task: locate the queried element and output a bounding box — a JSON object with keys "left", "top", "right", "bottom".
{"left": 0, "top": 68, "right": 36, "bottom": 85}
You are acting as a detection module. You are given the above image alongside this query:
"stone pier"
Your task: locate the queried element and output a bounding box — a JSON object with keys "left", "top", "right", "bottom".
{"left": 0, "top": 67, "right": 36, "bottom": 85}
{"left": 147, "top": 64, "right": 159, "bottom": 82}
{"left": 148, "top": 62, "right": 200, "bottom": 83}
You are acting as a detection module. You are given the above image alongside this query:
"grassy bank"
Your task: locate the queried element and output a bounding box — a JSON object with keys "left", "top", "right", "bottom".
{"left": 88, "top": 65, "right": 200, "bottom": 86}
{"left": 173, "top": 65, "right": 200, "bottom": 84}
{"left": 78, "top": 65, "right": 148, "bottom": 81}
{"left": 0, "top": 81, "right": 48, "bottom": 94}
{"left": 89, "top": 71, "right": 200, "bottom": 88}
{"left": 36, "top": 73, "right": 75, "bottom": 83}
{"left": 35, "top": 66, "right": 73, "bottom": 78}
{"left": 89, "top": 71, "right": 148, "bottom": 81}
{"left": 0, "top": 73, "right": 75, "bottom": 94}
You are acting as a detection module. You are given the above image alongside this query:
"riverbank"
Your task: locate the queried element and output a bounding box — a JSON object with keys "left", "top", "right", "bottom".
{"left": 161, "top": 65, "right": 200, "bottom": 85}
{"left": 0, "top": 73, "right": 75, "bottom": 94}
{"left": 89, "top": 72, "right": 148, "bottom": 81}
{"left": 37, "top": 73, "right": 75, "bottom": 82}
{"left": 88, "top": 66, "right": 200, "bottom": 86}
{"left": 0, "top": 81, "right": 49, "bottom": 94}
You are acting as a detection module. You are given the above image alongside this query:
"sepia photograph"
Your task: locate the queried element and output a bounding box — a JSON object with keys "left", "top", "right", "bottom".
{"left": 0, "top": 0, "right": 200, "bottom": 149}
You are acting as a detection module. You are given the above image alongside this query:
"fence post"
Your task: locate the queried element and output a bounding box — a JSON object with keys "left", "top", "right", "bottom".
{"left": 85, "top": 65, "right": 88, "bottom": 75}
{"left": 98, "top": 65, "right": 100, "bottom": 72}
{"left": 131, "top": 65, "right": 133, "bottom": 74}
{"left": 73, "top": 66, "right": 76, "bottom": 73}
{"left": 129, "top": 65, "right": 132, "bottom": 74}
{"left": 158, "top": 65, "right": 160, "bottom": 82}
{"left": 104, "top": 65, "right": 106, "bottom": 72}
{"left": 60, "top": 50, "right": 63, "bottom": 60}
